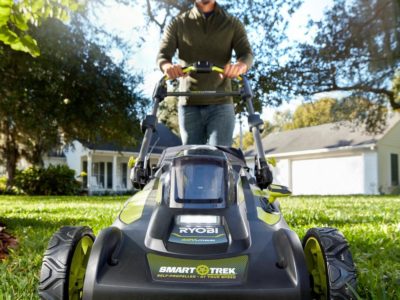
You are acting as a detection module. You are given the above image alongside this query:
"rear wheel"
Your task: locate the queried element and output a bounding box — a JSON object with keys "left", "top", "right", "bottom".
{"left": 303, "top": 227, "right": 357, "bottom": 300}
{"left": 39, "top": 226, "right": 95, "bottom": 300}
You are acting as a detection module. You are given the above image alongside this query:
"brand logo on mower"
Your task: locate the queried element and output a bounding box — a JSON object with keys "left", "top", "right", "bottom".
{"left": 179, "top": 227, "right": 219, "bottom": 234}
{"left": 158, "top": 264, "right": 236, "bottom": 275}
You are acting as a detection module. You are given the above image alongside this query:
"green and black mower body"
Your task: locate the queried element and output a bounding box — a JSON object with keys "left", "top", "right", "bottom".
{"left": 39, "top": 62, "right": 356, "bottom": 300}
{"left": 82, "top": 145, "right": 310, "bottom": 300}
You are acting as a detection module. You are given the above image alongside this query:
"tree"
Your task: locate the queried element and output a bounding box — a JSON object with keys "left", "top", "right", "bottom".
{"left": 280, "top": 0, "right": 399, "bottom": 123}
{"left": 287, "top": 97, "right": 387, "bottom": 132}
{"left": 0, "top": 18, "right": 146, "bottom": 188}
{"left": 291, "top": 98, "right": 338, "bottom": 129}
{"left": 0, "top": 0, "right": 84, "bottom": 56}
{"left": 157, "top": 97, "right": 179, "bottom": 135}
{"left": 233, "top": 120, "right": 275, "bottom": 150}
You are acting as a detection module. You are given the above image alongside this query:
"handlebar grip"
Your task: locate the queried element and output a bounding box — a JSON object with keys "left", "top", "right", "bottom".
{"left": 164, "top": 64, "right": 242, "bottom": 81}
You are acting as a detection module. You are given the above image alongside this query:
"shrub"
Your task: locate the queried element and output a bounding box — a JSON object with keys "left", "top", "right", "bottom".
{"left": 14, "top": 165, "right": 81, "bottom": 195}
{"left": 0, "top": 176, "right": 20, "bottom": 195}
{"left": 389, "top": 185, "right": 400, "bottom": 195}
{"left": 0, "top": 176, "right": 7, "bottom": 194}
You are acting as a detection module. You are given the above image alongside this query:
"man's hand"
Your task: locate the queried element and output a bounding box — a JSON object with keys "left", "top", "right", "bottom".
{"left": 161, "top": 62, "right": 184, "bottom": 79}
{"left": 223, "top": 62, "right": 248, "bottom": 78}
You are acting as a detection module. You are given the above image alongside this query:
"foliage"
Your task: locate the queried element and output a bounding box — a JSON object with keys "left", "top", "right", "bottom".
{"left": 291, "top": 98, "right": 337, "bottom": 129}
{"left": 0, "top": 176, "right": 19, "bottom": 195}
{"left": 393, "top": 71, "right": 400, "bottom": 105}
{"left": 0, "top": 18, "right": 146, "bottom": 188}
{"left": 128, "top": 156, "right": 136, "bottom": 169}
{"left": 283, "top": 0, "right": 400, "bottom": 116}
{"left": 14, "top": 165, "right": 81, "bottom": 195}
{"left": 287, "top": 97, "right": 388, "bottom": 133}
{"left": 157, "top": 96, "right": 179, "bottom": 135}
{"left": 0, "top": 0, "right": 84, "bottom": 56}
{"left": 233, "top": 120, "right": 274, "bottom": 150}
{"left": 0, "top": 195, "right": 399, "bottom": 298}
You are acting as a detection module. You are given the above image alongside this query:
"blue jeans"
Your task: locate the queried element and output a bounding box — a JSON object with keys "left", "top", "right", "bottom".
{"left": 178, "top": 104, "right": 235, "bottom": 146}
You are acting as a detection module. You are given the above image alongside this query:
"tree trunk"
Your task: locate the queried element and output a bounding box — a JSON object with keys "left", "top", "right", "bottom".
{"left": 2, "top": 119, "right": 20, "bottom": 190}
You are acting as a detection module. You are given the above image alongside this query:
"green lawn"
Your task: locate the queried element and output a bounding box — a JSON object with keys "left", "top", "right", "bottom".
{"left": 0, "top": 195, "right": 399, "bottom": 299}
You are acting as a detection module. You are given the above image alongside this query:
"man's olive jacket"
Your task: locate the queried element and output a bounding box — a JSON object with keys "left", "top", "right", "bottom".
{"left": 156, "top": 3, "right": 253, "bottom": 105}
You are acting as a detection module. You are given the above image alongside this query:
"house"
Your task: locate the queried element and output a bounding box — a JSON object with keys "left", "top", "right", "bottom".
{"left": 52, "top": 123, "right": 181, "bottom": 194}
{"left": 245, "top": 115, "right": 400, "bottom": 195}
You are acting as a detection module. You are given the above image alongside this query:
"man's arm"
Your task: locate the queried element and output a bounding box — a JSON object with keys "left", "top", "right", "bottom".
{"left": 156, "top": 18, "right": 184, "bottom": 79}
{"left": 224, "top": 18, "right": 254, "bottom": 78}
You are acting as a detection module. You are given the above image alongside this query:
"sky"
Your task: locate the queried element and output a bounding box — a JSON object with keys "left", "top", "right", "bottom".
{"left": 93, "top": 0, "right": 334, "bottom": 135}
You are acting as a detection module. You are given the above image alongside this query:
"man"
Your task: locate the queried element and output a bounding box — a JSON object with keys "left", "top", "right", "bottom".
{"left": 157, "top": 0, "right": 253, "bottom": 146}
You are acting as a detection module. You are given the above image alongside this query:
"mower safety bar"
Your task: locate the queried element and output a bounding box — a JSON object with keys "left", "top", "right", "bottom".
{"left": 164, "top": 61, "right": 242, "bottom": 81}
{"left": 131, "top": 61, "right": 272, "bottom": 190}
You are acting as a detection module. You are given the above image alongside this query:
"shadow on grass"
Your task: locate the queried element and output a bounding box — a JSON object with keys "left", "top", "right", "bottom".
{"left": 0, "top": 216, "right": 93, "bottom": 231}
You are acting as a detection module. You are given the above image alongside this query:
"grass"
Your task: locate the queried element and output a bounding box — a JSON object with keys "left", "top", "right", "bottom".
{"left": 0, "top": 195, "right": 399, "bottom": 299}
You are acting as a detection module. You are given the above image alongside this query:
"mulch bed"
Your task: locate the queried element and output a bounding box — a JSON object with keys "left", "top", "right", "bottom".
{"left": 0, "top": 222, "right": 18, "bottom": 260}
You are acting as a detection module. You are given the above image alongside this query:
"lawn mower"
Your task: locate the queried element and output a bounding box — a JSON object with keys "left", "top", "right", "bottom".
{"left": 38, "top": 61, "right": 357, "bottom": 300}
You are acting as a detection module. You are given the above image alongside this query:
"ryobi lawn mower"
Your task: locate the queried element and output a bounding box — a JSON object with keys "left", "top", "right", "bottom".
{"left": 38, "top": 61, "right": 357, "bottom": 300}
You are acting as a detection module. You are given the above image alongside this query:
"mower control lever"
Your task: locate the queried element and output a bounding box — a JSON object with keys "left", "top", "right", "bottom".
{"left": 255, "top": 159, "right": 273, "bottom": 190}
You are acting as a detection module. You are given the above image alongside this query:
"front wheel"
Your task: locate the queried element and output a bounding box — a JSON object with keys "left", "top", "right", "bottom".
{"left": 303, "top": 227, "right": 357, "bottom": 300}
{"left": 39, "top": 226, "right": 95, "bottom": 300}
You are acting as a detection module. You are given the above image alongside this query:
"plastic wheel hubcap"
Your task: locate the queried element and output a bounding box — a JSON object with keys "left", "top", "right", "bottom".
{"left": 304, "top": 237, "right": 328, "bottom": 299}
{"left": 68, "top": 236, "right": 94, "bottom": 300}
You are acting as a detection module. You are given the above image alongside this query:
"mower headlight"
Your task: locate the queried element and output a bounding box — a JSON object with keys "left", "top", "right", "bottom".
{"left": 176, "top": 215, "right": 221, "bottom": 226}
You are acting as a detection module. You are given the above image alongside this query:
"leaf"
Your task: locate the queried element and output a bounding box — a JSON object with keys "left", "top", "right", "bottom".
{"left": 0, "top": 25, "right": 18, "bottom": 44}
{"left": 31, "top": 0, "right": 45, "bottom": 13}
{"left": 0, "top": 0, "right": 12, "bottom": 27}
{"left": 0, "top": 26, "right": 40, "bottom": 57}
{"left": 20, "top": 34, "right": 40, "bottom": 57}
{"left": 9, "top": 12, "right": 29, "bottom": 31}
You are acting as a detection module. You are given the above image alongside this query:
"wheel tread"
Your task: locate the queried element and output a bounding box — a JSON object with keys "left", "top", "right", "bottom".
{"left": 38, "top": 226, "right": 94, "bottom": 300}
{"left": 303, "top": 227, "right": 357, "bottom": 300}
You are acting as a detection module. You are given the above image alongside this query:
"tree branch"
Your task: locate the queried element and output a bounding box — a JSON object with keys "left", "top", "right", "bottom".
{"left": 146, "top": 0, "right": 164, "bottom": 30}
{"left": 312, "top": 84, "right": 399, "bottom": 110}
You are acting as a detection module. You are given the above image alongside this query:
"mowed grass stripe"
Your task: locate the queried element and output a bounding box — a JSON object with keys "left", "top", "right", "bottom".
{"left": 0, "top": 195, "right": 399, "bottom": 299}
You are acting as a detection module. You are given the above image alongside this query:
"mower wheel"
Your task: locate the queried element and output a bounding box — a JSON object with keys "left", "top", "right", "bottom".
{"left": 302, "top": 227, "right": 356, "bottom": 300}
{"left": 38, "top": 226, "right": 95, "bottom": 300}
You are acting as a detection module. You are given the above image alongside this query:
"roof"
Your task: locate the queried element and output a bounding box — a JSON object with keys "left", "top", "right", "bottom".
{"left": 84, "top": 123, "right": 182, "bottom": 154}
{"left": 246, "top": 115, "right": 400, "bottom": 157}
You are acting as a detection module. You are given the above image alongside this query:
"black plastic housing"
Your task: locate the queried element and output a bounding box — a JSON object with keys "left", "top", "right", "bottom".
{"left": 83, "top": 145, "right": 310, "bottom": 300}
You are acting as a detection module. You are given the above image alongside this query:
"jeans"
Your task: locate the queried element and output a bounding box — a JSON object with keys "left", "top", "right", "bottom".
{"left": 178, "top": 104, "right": 235, "bottom": 146}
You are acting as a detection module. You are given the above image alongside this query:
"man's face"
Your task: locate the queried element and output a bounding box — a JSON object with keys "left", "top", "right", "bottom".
{"left": 195, "top": 0, "right": 214, "bottom": 5}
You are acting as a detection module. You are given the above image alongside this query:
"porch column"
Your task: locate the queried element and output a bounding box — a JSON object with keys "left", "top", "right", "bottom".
{"left": 112, "top": 155, "right": 118, "bottom": 191}
{"left": 288, "top": 159, "right": 293, "bottom": 192}
{"left": 87, "top": 152, "right": 92, "bottom": 195}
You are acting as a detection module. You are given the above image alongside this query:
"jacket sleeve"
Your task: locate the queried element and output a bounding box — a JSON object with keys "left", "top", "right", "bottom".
{"left": 156, "top": 18, "right": 179, "bottom": 70}
{"left": 232, "top": 18, "right": 254, "bottom": 70}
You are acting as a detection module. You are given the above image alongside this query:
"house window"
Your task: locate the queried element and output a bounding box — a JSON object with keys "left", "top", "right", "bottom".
{"left": 93, "top": 162, "right": 105, "bottom": 188}
{"left": 391, "top": 153, "right": 399, "bottom": 186}
{"left": 107, "top": 162, "right": 113, "bottom": 189}
{"left": 121, "top": 163, "right": 128, "bottom": 188}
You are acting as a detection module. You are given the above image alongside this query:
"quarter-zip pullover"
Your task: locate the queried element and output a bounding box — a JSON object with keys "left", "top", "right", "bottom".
{"left": 157, "top": 3, "right": 253, "bottom": 105}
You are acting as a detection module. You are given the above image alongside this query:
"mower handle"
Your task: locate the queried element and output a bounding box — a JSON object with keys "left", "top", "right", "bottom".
{"left": 131, "top": 61, "right": 273, "bottom": 190}
{"left": 165, "top": 62, "right": 242, "bottom": 82}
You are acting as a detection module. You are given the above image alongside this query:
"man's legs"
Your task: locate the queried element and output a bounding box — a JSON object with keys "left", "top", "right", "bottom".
{"left": 178, "top": 105, "right": 207, "bottom": 145}
{"left": 206, "top": 104, "right": 235, "bottom": 146}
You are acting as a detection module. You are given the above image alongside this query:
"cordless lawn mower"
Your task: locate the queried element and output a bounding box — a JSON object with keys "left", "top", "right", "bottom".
{"left": 38, "top": 61, "right": 357, "bottom": 300}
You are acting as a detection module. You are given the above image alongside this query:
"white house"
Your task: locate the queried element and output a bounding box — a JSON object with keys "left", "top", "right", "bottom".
{"left": 47, "top": 123, "right": 181, "bottom": 194}
{"left": 246, "top": 115, "right": 400, "bottom": 195}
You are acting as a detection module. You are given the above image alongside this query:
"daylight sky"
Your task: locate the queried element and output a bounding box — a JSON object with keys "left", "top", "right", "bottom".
{"left": 93, "top": 0, "right": 334, "bottom": 134}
